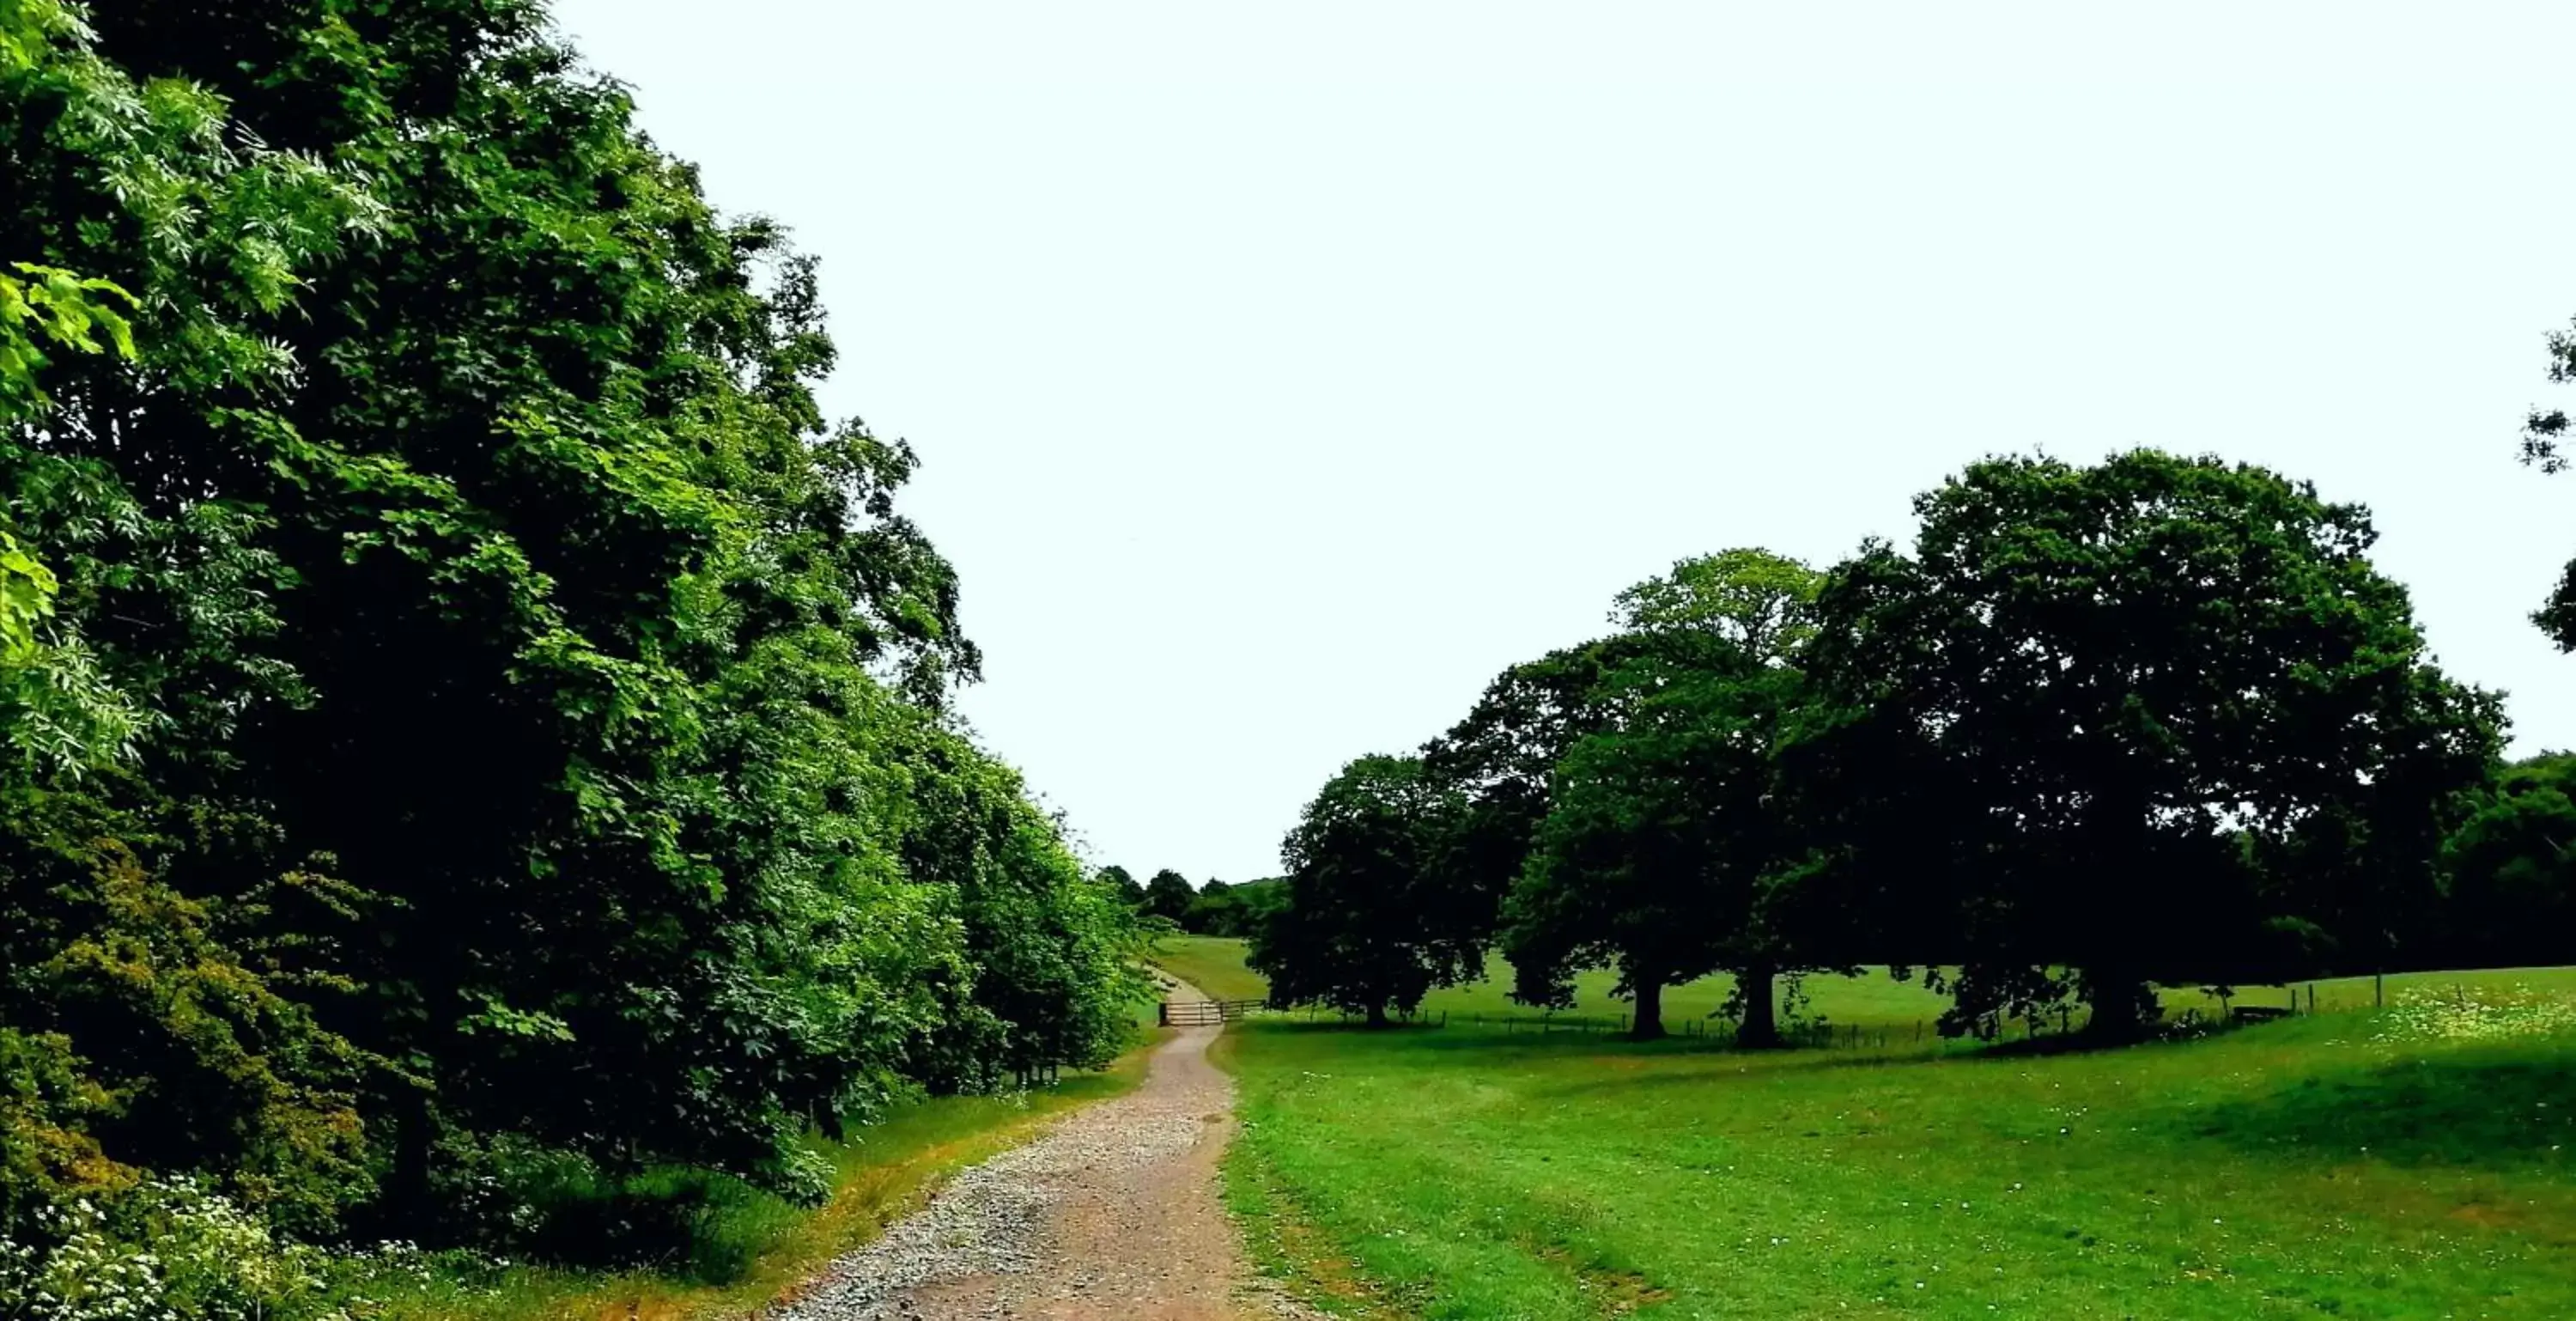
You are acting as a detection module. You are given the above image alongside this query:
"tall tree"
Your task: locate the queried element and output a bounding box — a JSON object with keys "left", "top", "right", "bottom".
{"left": 1420, "top": 637, "right": 1649, "bottom": 971}
{"left": 1508, "top": 551, "right": 1826, "bottom": 1041}
{"left": 2437, "top": 753, "right": 2576, "bottom": 970}
{"left": 1251, "top": 755, "right": 1483, "bottom": 1026}
{"left": 0, "top": 0, "right": 1143, "bottom": 1257}
{"left": 1141, "top": 868, "right": 1197, "bottom": 925}
{"left": 1805, "top": 451, "right": 2502, "bottom": 1039}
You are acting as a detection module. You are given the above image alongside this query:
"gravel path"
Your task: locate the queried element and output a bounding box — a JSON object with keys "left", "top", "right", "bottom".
{"left": 765, "top": 983, "right": 1319, "bottom": 1320}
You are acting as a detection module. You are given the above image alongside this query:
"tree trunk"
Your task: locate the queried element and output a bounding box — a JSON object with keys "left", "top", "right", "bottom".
{"left": 389, "top": 1081, "right": 435, "bottom": 1219}
{"left": 1630, "top": 977, "right": 1667, "bottom": 1040}
{"left": 1364, "top": 1001, "right": 1389, "bottom": 1029}
{"left": 1738, "top": 961, "right": 1784, "bottom": 1049}
{"left": 2082, "top": 966, "right": 2154, "bottom": 1043}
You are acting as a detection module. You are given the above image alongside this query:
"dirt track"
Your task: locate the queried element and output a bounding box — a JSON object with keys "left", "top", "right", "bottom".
{"left": 769, "top": 983, "right": 1312, "bottom": 1320}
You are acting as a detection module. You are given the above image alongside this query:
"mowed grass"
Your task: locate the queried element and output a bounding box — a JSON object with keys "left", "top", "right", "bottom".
{"left": 1186, "top": 939, "right": 2576, "bottom": 1319}
{"left": 1151, "top": 934, "right": 1275, "bottom": 1001}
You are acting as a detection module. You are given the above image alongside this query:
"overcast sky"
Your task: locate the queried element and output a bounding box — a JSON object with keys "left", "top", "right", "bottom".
{"left": 553, "top": 1, "right": 2576, "bottom": 884}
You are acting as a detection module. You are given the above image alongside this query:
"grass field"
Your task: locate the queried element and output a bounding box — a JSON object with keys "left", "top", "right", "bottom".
{"left": 1160, "top": 935, "right": 2568, "bottom": 1038}
{"left": 1183, "top": 938, "right": 2576, "bottom": 1319}
{"left": 1151, "top": 934, "right": 1275, "bottom": 1001}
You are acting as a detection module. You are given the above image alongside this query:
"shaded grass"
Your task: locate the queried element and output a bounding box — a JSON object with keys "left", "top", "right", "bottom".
{"left": 1224, "top": 986, "right": 2576, "bottom": 1320}
{"left": 379, "top": 1037, "right": 1169, "bottom": 1321}
{"left": 1161, "top": 936, "right": 2576, "bottom": 1038}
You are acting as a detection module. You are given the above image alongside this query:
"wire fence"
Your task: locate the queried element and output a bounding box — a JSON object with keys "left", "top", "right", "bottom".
{"left": 1245, "top": 983, "right": 2334, "bottom": 1050}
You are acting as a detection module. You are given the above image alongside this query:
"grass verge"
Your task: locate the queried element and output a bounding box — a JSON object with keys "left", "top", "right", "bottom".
{"left": 382, "top": 1033, "right": 1170, "bottom": 1321}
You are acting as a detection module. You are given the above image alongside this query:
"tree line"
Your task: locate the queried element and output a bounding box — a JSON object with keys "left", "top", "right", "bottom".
{"left": 1096, "top": 865, "right": 1282, "bottom": 938}
{"left": 0, "top": 0, "right": 1144, "bottom": 1286}
{"left": 1253, "top": 449, "right": 2576, "bottom": 1041}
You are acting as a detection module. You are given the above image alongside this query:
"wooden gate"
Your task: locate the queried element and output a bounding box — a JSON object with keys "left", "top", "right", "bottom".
{"left": 1158, "top": 998, "right": 1264, "bottom": 1026}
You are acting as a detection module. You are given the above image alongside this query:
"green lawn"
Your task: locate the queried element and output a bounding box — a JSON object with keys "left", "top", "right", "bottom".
{"left": 1151, "top": 934, "right": 1276, "bottom": 1001}
{"left": 1188, "top": 937, "right": 2576, "bottom": 1319}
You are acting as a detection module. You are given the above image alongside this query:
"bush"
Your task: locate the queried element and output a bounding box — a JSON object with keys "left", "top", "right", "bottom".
{"left": 0, "top": 1178, "right": 358, "bottom": 1320}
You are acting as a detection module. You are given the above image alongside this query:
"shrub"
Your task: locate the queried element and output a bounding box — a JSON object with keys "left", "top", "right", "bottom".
{"left": 0, "top": 1178, "right": 355, "bottom": 1320}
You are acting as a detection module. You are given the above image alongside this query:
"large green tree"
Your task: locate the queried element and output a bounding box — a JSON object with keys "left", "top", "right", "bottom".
{"left": 1251, "top": 755, "right": 1484, "bottom": 1026}
{"left": 0, "top": 0, "right": 1142, "bottom": 1258}
{"left": 1805, "top": 451, "right": 2500, "bottom": 1039}
{"left": 1506, "top": 551, "right": 1826, "bottom": 1041}
{"left": 2438, "top": 753, "right": 2576, "bottom": 970}
{"left": 1420, "top": 636, "right": 1649, "bottom": 968}
{"left": 1141, "top": 868, "right": 1197, "bottom": 926}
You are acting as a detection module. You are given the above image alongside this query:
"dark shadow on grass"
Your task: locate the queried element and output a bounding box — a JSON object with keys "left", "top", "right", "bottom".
{"left": 2174, "top": 1051, "right": 2576, "bottom": 1169}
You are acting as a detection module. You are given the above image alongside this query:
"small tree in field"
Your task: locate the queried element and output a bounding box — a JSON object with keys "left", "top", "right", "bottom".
{"left": 1806, "top": 450, "right": 2501, "bottom": 1039}
{"left": 1251, "top": 755, "right": 1484, "bottom": 1026}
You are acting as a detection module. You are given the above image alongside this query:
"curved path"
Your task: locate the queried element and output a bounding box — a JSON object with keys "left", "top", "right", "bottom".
{"left": 768, "top": 983, "right": 1315, "bottom": 1320}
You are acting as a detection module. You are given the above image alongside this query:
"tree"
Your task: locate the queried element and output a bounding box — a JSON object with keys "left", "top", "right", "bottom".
{"left": 1097, "top": 864, "right": 1145, "bottom": 906}
{"left": 0, "top": 0, "right": 1145, "bottom": 1260}
{"left": 1420, "top": 638, "right": 1650, "bottom": 974}
{"left": 2518, "top": 314, "right": 2576, "bottom": 646}
{"left": 1507, "top": 551, "right": 1827, "bottom": 1041}
{"left": 1141, "top": 868, "right": 1197, "bottom": 926}
{"left": 1613, "top": 547, "right": 1825, "bottom": 658}
{"left": 2438, "top": 753, "right": 2576, "bottom": 969}
{"left": 1250, "top": 756, "right": 1484, "bottom": 1026}
{"left": 1804, "top": 451, "right": 2501, "bottom": 1039}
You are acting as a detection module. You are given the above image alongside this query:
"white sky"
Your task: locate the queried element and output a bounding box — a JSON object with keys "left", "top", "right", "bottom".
{"left": 552, "top": 1, "right": 2576, "bottom": 884}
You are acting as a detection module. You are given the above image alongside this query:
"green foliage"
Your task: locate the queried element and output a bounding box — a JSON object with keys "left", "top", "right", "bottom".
{"left": 2518, "top": 314, "right": 2576, "bottom": 646}
{"left": 1097, "top": 863, "right": 1145, "bottom": 906}
{"left": 2438, "top": 753, "right": 2576, "bottom": 968}
{"left": 1801, "top": 450, "right": 2502, "bottom": 1038}
{"left": 0, "top": 0, "right": 1144, "bottom": 1288}
{"left": 1180, "top": 877, "right": 1281, "bottom": 937}
{"left": 0, "top": 1176, "right": 383, "bottom": 1321}
{"left": 1509, "top": 550, "right": 1827, "bottom": 1041}
{"left": 1609, "top": 545, "right": 1825, "bottom": 660}
{"left": 0, "top": 794, "right": 371, "bottom": 1239}
{"left": 1252, "top": 755, "right": 1488, "bottom": 1025}
{"left": 1141, "top": 868, "right": 1197, "bottom": 925}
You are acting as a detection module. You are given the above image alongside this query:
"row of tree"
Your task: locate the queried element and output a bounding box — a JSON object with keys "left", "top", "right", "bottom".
{"left": 0, "top": 0, "right": 1143, "bottom": 1265}
{"left": 1097, "top": 865, "right": 1281, "bottom": 937}
{"left": 1253, "top": 450, "right": 2561, "bottom": 1041}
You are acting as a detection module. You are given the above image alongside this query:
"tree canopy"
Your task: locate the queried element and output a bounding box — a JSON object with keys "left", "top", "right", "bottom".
{"left": 0, "top": 0, "right": 1146, "bottom": 1271}
{"left": 1250, "top": 755, "right": 1486, "bottom": 1026}
{"left": 1802, "top": 450, "right": 2501, "bottom": 1038}
{"left": 1506, "top": 550, "right": 1827, "bottom": 1040}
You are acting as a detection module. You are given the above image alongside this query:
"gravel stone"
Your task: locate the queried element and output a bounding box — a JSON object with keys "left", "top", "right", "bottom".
{"left": 764, "top": 984, "right": 1324, "bottom": 1320}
